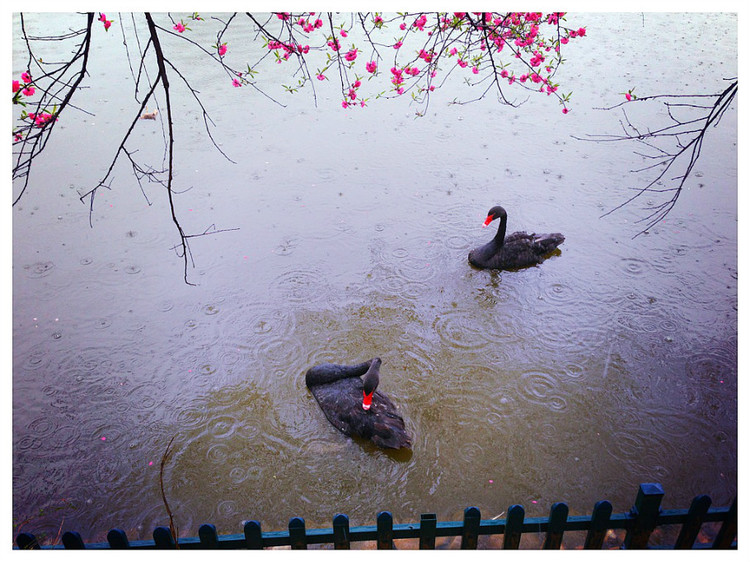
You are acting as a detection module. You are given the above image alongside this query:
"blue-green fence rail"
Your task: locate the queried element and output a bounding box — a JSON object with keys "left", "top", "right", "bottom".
{"left": 15, "top": 483, "right": 736, "bottom": 550}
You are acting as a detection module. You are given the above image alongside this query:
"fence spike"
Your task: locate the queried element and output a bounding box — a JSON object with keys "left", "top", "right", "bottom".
{"left": 62, "top": 530, "right": 85, "bottom": 549}
{"left": 15, "top": 532, "right": 40, "bottom": 550}
{"left": 244, "top": 520, "right": 263, "bottom": 549}
{"left": 333, "top": 513, "right": 350, "bottom": 549}
{"left": 107, "top": 528, "right": 130, "bottom": 549}
{"left": 153, "top": 525, "right": 176, "bottom": 548}
{"left": 674, "top": 495, "right": 711, "bottom": 549}
{"left": 623, "top": 483, "right": 664, "bottom": 549}
{"left": 712, "top": 496, "right": 737, "bottom": 549}
{"left": 503, "top": 504, "right": 524, "bottom": 549}
{"left": 543, "top": 502, "right": 569, "bottom": 549}
{"left": 419, "top": 513, "right": 437, "bottom": 550}
{"left": 288, "top": 517, "right": 307, "bottom": 550}
{"left": 199, "top": 524, "right": 219, "bottom": 548}
{"left": 584, "top": 500, "right": 612, "bottom": 549}
{"left": 461, "top": 506, "right": 480, "bottom": 549}
{"left": 376, "top": 511, "right": 393, "bottom": 550}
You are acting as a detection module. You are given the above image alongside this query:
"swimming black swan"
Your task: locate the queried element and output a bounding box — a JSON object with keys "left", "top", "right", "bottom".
{"left": 305, "top": 358, "right": 412, "bottom": 449}
{"left": 468, "top": 205, "right": 565, "bottom": 270}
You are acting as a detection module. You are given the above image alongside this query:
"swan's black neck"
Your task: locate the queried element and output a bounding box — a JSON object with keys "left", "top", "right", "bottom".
{"left": 306, "top": 358, "right": 381, "bottom": 389}
{"left": 492, "top": 209, "right": 508, "bottom": 246}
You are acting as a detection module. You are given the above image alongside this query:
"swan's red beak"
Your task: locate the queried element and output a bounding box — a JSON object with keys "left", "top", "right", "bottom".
{"left": 362, "top": 390, "right": 373, "bottom": 410}
{"left": 482, "top": 214, "right": 495, "bottom": 228}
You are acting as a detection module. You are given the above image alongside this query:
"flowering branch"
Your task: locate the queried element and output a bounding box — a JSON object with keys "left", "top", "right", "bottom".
{"left": 12, "top": 12, "right": 95, "bottom": 204}
{"left": 12, "top": 11, "right": 586, "bottom": 283}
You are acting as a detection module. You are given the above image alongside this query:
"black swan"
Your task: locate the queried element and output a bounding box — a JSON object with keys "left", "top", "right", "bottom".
{"left": 305, "top": 358, "right": 412, "bottom": 449}
{"left": 468, "top": 205, "right": 565, "bottom": 270}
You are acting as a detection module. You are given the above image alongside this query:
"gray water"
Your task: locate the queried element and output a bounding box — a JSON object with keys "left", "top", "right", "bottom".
{"left": 12, "top": 13, "right": 737, "bottom": 545}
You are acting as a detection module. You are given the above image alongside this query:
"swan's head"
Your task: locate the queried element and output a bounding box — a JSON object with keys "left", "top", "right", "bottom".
{"left": 362, "top": 357, "right": 381, "bottom": 410}
{"left": 483, "top": 205, "right": 507, "bottom": 228}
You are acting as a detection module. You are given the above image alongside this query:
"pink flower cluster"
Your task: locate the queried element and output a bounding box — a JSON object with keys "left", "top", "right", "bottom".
{"left": 268, "top": 39, "right": 309, "bottom": 61}
{"left": 26, "top": 111, "right": 57, "bottom": 127}
{"left": 12, "top": 72, "right": 34, "bottom": 97}
{"left": 98, "top": 13, "right": 112, "bottom": 31}
{"left": 171, "top": 10, "right": 585, "bottom": 113}
{"left": 297, "top": 16, "right": 323, "bottom": 33}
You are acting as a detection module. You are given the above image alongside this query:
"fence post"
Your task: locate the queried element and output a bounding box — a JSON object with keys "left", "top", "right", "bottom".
{"left": 199, "top": 524, "right": 219, "bottom": 548}
{"left": 333, "top": 514, "right": 350, "bottom": 549}
{"left": 584, "top": 500, "right": 613, "bottom": 549}
{"left": 674, "top": 495, "right": 711, "bottom": 549}
{"left": 153, "top": 526, "right": 177, "bottom": 548}
{"left": 244, "top": 520, "right": 263, "bottom": 549}
{"left": 623, "top": 483, "right": 664, "bottom": 549}
{"left": 712, "top": 496, "right": 737, "bottom": 549}
{"left": 15, "top": 532, "right": 41, "bottom": 550}
{"left": 376, "top": 511, "right": 393, "bottom": 550}
{"left": 107, "top": 528, "right": 130, "bottom": 549}
{"left": 461, "top": 506, "right": 480, "bottom": 549}
{"left": 419, "top": 513, "right": 437, "bottom": 550}
{"left": 503, "top": 504, "right": 524, "bottom": 549}
{"left": 62, "top": 531, "right": 85, "bottom": 549}
{"left": 288, "top": 517, "right": 307, "bottom": 550}
{"left": 543, "top": 502, "right": 569, "bottom": 549}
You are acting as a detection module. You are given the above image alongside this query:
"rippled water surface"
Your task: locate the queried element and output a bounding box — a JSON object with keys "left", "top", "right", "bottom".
{"left": 12, "top": 13, "right": 737, "bottom": 544}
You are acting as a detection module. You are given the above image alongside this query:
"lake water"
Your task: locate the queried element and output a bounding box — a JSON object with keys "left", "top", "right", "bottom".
{"left": 12, "top": 12, "right": 737, "bottom": 546}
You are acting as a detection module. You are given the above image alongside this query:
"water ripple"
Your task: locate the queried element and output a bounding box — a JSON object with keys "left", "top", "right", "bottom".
{"left": 433, "top": 309, "right": 489, "bottom": 350}
{"left": 517, "top": 370, "right": 568, "bottom": 411}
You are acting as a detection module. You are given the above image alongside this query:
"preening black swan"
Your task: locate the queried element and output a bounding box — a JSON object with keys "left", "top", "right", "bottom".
{"left": 468, "top": 205, "right": 565, "bottom": 270}
{"left": 305, "top": 358, "right": 412, "bottom": 449}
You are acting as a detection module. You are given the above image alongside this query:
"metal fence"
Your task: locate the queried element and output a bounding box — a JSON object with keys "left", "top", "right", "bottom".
{"left": 15, "top": 483, "right": 737, "bottom": 550}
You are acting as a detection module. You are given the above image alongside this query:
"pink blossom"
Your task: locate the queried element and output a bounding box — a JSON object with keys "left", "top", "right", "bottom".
{"left": 562, "top": 107, "right": 569, "bottom": 114}
{"left": 577, "top": 27, "right": 586, "bottom": 37}
{"left": 625, "top": 93, "right": 632, "bottom": 101}
{"left": 232, "top": 78, "right": 242, "bottom": 87}
{"left": 21, "top": 72, "right": 32, "bottom": 84}
{"left": 365, "top": 61, "right": 377, "bottom": 73}
{"left": 316, "top": 73, "right": 326, "bottom": 81}
{"left": 218, "top": 43, "right": 227, "bottom": 57}
{"left": 393, "top": 40, "right": 403, "bottom": 49}
{"left": 344, "top": 49, "right": 357, "bottom": 62}
{"left": 348, "top": 88, "right": 357, "bottom": 100}
{"left": 399, "top": 23, "right": 406, "bottom": 30}
{"left": 22, "top": 86, "right": 35, "bottom": 97}
{"left": 174, "top": 22, "right": 186, "bottom": 33}
{"left": 449, "top": 47, "right": 458, "bottom": 56}
{"left": 341, "top": 100, "right": 349, "bottom": 108}
{"left": 340, "top": 30, "right": 348, "bottom": 38}
{"left": 99, "top": 13, "right": 112, "bottom": 31}
{"left": 12, "top": 80, "right": 20, "bottom": 93}
{"left": 472, "top": 66, "right": 479, "bottom": 74}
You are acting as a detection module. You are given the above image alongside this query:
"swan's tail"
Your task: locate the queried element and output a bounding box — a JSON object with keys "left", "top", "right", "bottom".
{"left": 534, "top": 233, "right": 565, "bottom": 254}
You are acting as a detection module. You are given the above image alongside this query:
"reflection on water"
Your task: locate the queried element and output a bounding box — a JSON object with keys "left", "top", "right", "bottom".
{"left": 13, "top": 12, "right": 736, "bottom": 543}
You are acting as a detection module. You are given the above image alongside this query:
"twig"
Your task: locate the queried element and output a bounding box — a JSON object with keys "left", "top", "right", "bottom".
{"left": 159, "top": 434, "right": 179, "bottom": 548}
